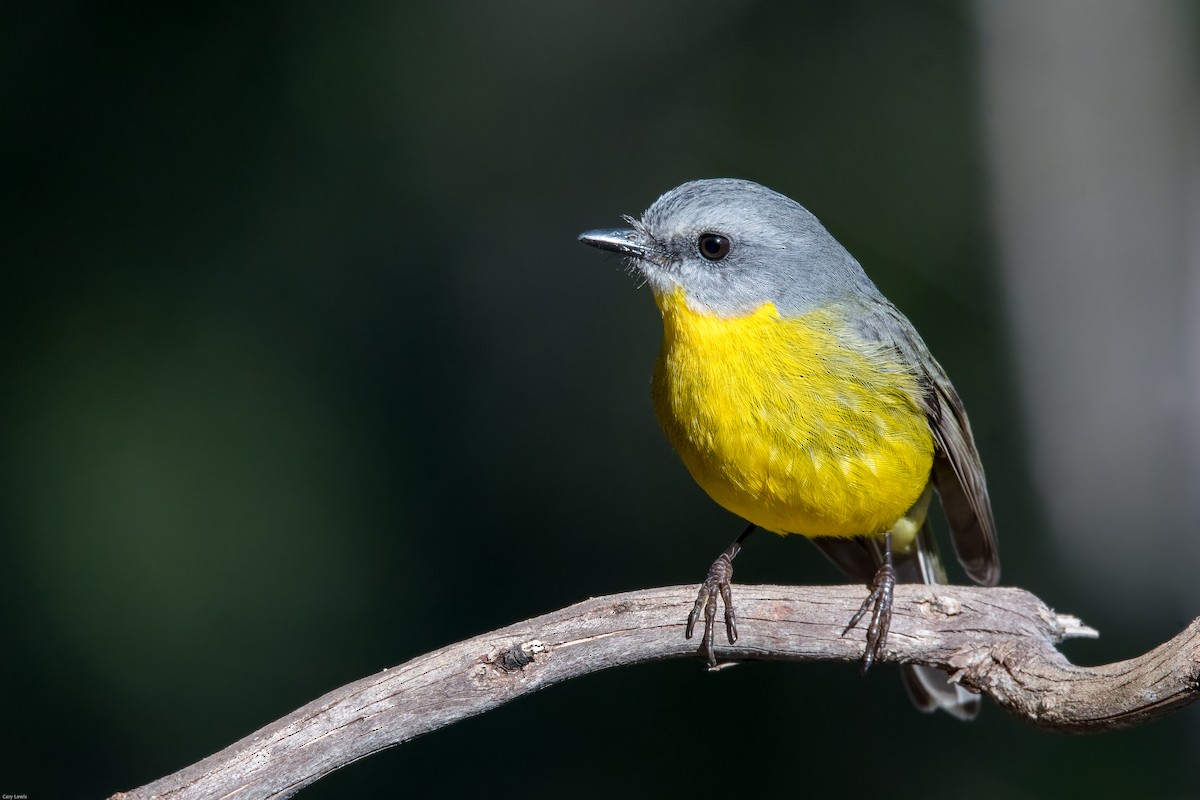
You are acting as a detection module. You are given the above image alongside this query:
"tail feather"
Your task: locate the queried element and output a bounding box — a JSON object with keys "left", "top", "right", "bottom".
{"left": 902, "top": 664, "right": 980, "bottom": 720}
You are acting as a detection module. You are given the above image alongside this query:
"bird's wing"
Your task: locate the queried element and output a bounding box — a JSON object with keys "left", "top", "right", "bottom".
{"left": 920, "top": 359, "right": 1001, "bottom": 585}
{"left": 851, "top": 300, "right": 1001, "bottom": 586}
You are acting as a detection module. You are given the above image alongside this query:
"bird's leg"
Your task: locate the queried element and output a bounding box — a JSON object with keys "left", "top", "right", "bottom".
{"left": 686, "top": 523, "right": 756, "bottom": 667}
{"left": 842, "top": 531, "right": 896, "bottom": 673}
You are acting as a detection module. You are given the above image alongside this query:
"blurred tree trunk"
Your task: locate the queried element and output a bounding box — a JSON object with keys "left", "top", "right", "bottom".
{"left": 975, "top": 0, "right": 1200, "bottom": 612}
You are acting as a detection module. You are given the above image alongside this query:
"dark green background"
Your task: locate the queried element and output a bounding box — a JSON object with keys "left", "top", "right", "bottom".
{"left": 3, "top": 2, "right": 1194, "bottom": 797}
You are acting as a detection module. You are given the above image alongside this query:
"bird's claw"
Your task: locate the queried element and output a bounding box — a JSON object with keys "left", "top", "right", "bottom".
{"left": 686, "top": 551, "right": 737, "bottom": 667}
{"left": 842, "top": 560, "right": 896, "bottom": 673}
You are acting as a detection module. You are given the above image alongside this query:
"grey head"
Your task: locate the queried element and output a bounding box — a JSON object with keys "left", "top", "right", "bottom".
{"left": 579, "top": 178, "right": 883, "bottom": 317}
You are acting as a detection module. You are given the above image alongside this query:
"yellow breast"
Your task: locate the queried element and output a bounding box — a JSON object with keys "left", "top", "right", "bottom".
{"left": 651, "top": 288, "right": 934, "bottom": 538}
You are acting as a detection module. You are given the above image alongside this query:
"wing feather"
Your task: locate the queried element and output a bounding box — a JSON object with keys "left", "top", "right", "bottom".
{"left": 852, "top": 301, "right": 1001, "bottom": 586}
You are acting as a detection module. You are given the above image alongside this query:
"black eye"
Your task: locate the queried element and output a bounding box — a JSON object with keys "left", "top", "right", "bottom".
{"left": 697, "top": 233, "right": 731, "bottom": 261}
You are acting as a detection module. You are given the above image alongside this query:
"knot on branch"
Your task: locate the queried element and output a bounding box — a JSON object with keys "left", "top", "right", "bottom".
{"left": 491, "top": 639, "right": 548, "bottom": 672}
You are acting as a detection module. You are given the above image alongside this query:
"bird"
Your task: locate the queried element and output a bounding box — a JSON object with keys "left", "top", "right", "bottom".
{"left": 578, "top": 178, "right": 999, "bottom": 719}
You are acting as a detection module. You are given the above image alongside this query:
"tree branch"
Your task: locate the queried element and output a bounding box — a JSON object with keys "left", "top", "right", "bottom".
{"left": 110, "top": 584, "right": 1200, "bottom": 800}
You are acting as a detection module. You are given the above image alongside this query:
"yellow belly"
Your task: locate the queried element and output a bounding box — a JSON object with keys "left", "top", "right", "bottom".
{"left": 651, "top": 288, "right": 934, "bottom": 539}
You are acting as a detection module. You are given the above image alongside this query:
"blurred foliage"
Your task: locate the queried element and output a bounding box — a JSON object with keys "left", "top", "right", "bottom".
{"left": 1, "top": 1, "right": 1194, "bottom": 798}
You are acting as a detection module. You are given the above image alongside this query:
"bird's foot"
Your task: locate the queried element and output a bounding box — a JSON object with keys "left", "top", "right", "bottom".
{"left": 685, "top": 547, "right": 739, "bottom": 667}
{"left": 842, "top": 558, "right": 896, "bottom": 673}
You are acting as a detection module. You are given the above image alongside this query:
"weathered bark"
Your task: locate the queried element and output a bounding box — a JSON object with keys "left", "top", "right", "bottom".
{"left": 111, "top": 584, "right": 1200, "bottom": 800}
